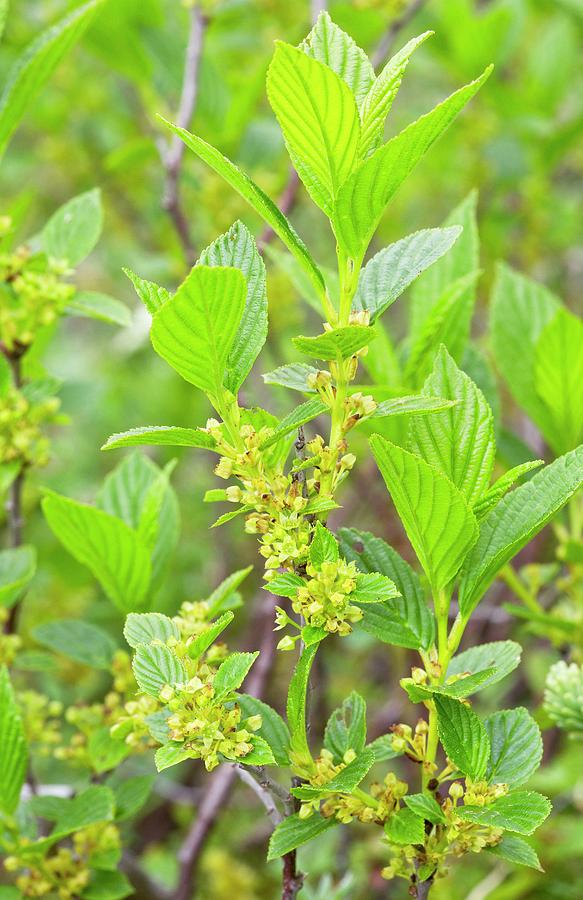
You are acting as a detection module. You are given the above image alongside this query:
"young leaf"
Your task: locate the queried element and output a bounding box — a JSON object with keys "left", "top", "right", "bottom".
{"left": 150, "top": 265, "right": 246, "bottom": 400}
{"left": 447, "top": 641, "right": 522, "bottom": 692}
{"left": 300, "top": 12, "right": 374, "bottom": 108}
{"left": 155, "top": 742, "right": 192, "bottom": 773}
{"left": 88, "top": 727, "right": 130, "bottom": 774}
{"left": 41, "top": 189, "right": 103, "bottom": 266}
{"left": 206, "top": 566, "right": 253, "bottom": 616}
{"left": 0, "top": 666, "right": 27, "bottom": 815}
{"left": 267, "top": 41, "right": 360, "bottom": 216}
{"left": 102, "top": 425, "right": 216, "bottom": 452}
{"left": 534, "top": 307, "right": 583, "bottom": 454}
{"left": 485, "top": 708, "right": 543, "bottom": 788}
{"left": 434, "top": 695, "right": 490, "bottom": 780}
{"left": 292, "top": 748, "right": 375, "bottom": 799}
{"left": 408, "top": 346, "right": 495, "bottom": 506}
{"left": 370, "top": 436, "right": 478, "bottom": 593}
{"left": 287, "top": 644, "right": 318, "bottom": 763}
{"left": 83, "top": 870, "right": 133, "bottom": 900}
{"left": 199, "top": 221, "right": 268, "bottom": 394}
{"left": 334, "top": 67, "right": 491, "bottom": 259}
{"left": 472, "top": 460, "right": 544, "bottom": 520}
{"left": 123, "top": 268, "right": 171, "bottom": 315}
{"left": 159, "top": 118, "right": 326, "bottom": 300}
{"left": 0, "top": 545, "right": 36, "bottom": 608}
{"left": 352, "top": 572, "right": 399, "bottom": 603}
{"left": 370, "top": 395, "right": 457, "bottom": 421}
{"left": 358, "top": 31, "right": 433, "bottom": 158}
{"left": 259, "top": 397, "right": 327, "bottom": 450}
{"left": 238, "top": 695, "right": 291, "bottom": 766}
{"left": 352, "top": 226, "right": 462, "bottom": 321}
{"left": 213, "top": 651, "right": 259, "bottom": 697}
{"left": 266, "top": 572, "right": 304, "bottom": 599}
{"left": 0, "top": 0, "right": 105, "bottom": 158}
{"left": 111, "top": 775, "right": 155, "bottom": 822}
{"left": 310, "top": 522, "right": 339, "bottom": 568}
{"left": 187, "top": 611, "right": 234, "bottom": 660}
{"left": 267, "top": 812, "right": 338, "bottom": 860}
{"left": 403, "top": 793, "right": 445, "bottom": 824}
{"left": 367, "top": 734, "right": 402, "bottom": 762}
{"left": 66, "top": 290, "right": 131, "bottom": 327}
{"left": 457, "top": 791, "right": 551, "bottom": 835}
{"left": 33, "top": 620, "right": 117, "bottom": 669}
{"left": 487, "top": 834, "right": 543, "bottom": 871}
{"left": 293, "top": 325, "right": 374, "bottom": 361}
{"left": 458, "top": 444, "right": 583, "bottom": 617}
{"left": 42, "top": 492, "right": 151, "bottom": 613}
{"left": 123, "top": 612, "right": 179, "bottom": 649}
{"left": 339, "top": 527, "right": 434, "bottom": 649}
{"left": 262, "top": 363, "right": 318, "bottom": 394}
{"left": 132, "top": 644, "right": 186, "bottom": 697}
{"left": 385, "top": 807, "right": 425, "bottom": 845}
{"left": 324, "top": 691, "right": 367, "bottom": 761}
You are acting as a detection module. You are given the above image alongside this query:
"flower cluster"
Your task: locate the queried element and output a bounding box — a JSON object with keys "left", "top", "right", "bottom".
{"left": 324, "top": 771, "right": 408, "bottom": 826}
{"left": 18, "top": 690, "right": 63, "bottom": 757}
{"left": 291, "top": 557, "right": 363, "bottom": 635}
{"left": 0, "top": 387, "right": 60, "bottom": 470}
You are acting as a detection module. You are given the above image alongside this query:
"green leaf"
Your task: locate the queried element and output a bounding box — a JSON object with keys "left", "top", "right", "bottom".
{"left": 434, "top": 695, "right": 490, "bottom": 780}
{"left": 199, "top": 221, "right": 268, "bottom": 393}
{"left": 132, "top": 644, "right": 186, "bottom": 697}
{"left": 88, "top": 727, "right": 130, "bottom": 774}
{"left": 300, "top": 12, "right": 374, "bottom": 108}
{"left": 123, "top": 267, "right": 171, "bottom": 315}
{"left": 187, "top": 611, "right": 234, "bottom": 660}
{"left": 0, "top": 545, "right": 36, "bottom": 608}
{"left": 367, "top": 734, "right": 401, "bottom": 762}
{"left": 339, "top": 527, "right": 434, "bottom": 649}
{"left": 353, "top": 226, "right": 462, "bottom": 321}
{"left": 411, "top": 191, "right": 479, "bottom": 342}
{"left": 385, "top": 807, "right": 425, "bottom": 845}
{"left": 67, "top": 290, "right": 131, "bottom": 327}
{"left": 23, "top": 786, "right": 115, "bottom": 855}
{"left": 259, "top": 397, "right": 327, "bottom": 450}
{"left": 459, "top": 445, "right": 583, "bottom": 617}
{"left": 293, "top": 325, "right": 374, "bottom": 361}
{"left": 324, "top": 691, "right": 367, "bottom": 762}
{"left": 334, "top": 68, "right": 491, "bottom": 259}
{"left": 310, "top": 522, "right": 339, "bottom": 568}
{"left": 160, "top": 118, "right": 326, "bottom": 301}
{"left": 33, "top": 620, "right": 117, "bottom": 669}
{"left": 404, "top": 793, "right": 445, "bottom": 824}
{"left": 292, "top": 748, "right": 375, "bottom": 799}
{"left": 447, "top": 641, "right": 522, "bottom": 692}
{"left": 102, "top": 425, "right": 215, "bottom": 452}
{"left": 490, "top": 263, "right": 559, "bottom": 442}
{"left": 287, "top": 643, "right": 318, "bottom": 763}
{"left": 262, "top": 363, "right": 318, "bottom": 393}
{"left": 457, "top": 791, "right": 551, "bottom": 835}
{"left": 534, "top": 307, "right": 583, "bottom": 454}
{"left": 155, "top": 742, "right": 192, "bottom": 773}
{"left": 111, "top": 775, "right": 155, "bottom": 822}
{"left": 268, "top": 572, "right": 304, "bottom": 599}
{"left": 487, "top": 834, "right": 543, "bottom": 871}
{"left": 403, "top": 669, "right": 497, "bottom": 703}
{"left": 371, "top": 395, "right": 458, "bottom": 421}
{"left": 41, "top": 189, "right": 103, "bottom": 266}
{"left": 241, "top": 735, "right": 276, "bottom": 767}
{"left": 359, "top": 31, "right": 433, "bottom": 158}
{"left": 0, "top": 666, "right": 26, "bottom": 815}
{"left": 151, "top": 265, "right": 246, "bottom": 400}
{"left": 267, "top": 41, "right": 360, "bottom": 216}
{"left": 485, "top": 708, "right": 543, "bottom": 788}
{"left": 238, "top": 695, "right": 291, "bottom": 766}
{"left": 370, "top": 436, "right": 478, "bottom": 593}
{"left": 42, "top": 492, "right": 151, "bottom": 613}
{"left": 301, "top": 625, "right": 327, "bottom": 647}
{"left": 206, "top": 566, "right": 253, "bottom": 616}
{"left": 214, "top": 651, "right": 258, "bottom": 697}
{"left": 473, "top": 461, "right": 544, "bottom": 520}
{"left": 408, "top": 346, "right": 495, "bottom": 506}
{"left": 123, "top": 612, "right": 179, "bottom": 649}
{"left": 353, "top": 572, "right": 399, "bottom": 603}
{"left": 82, "top": 869, "right": 133, "bottom": 900}
{"left": 267, "top": 812, "right": 338, "bottom": 860}
{"left": 0, "top": 1, "right": 104, "bottom": 159}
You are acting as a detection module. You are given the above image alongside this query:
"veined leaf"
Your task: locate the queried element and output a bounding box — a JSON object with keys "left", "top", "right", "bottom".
{"left": 300, "top": 12, "right": 374, "bottom": 107}
{"left": 41, "top": 189, "right": 103, "bottom": 266}
{"left": 324, "top": 691, "right": 367, "bottom": 761}
{"left": 132, "top": 643, "right": 186, "bottom": 697}
{"left": 267, "top": 812, "right": 338, "bottom": 860}
{"left": 187, "top": 612, "right": 234, "bottom": 660}
{"left": 102, "top": 425, "right": 216, "bottom": 452}
{"left": 21, "top": 786, "right": 115, "bottom": 855}
{"left": 372, "top": 395, "right": 457, "bottom": 420}
{"left": 287, "top": 644, "right": 318, "bottom": 763}
{"left": 238, "top": 695, "right": 290, "bottom": 766}
{"left": 353, "top": 572, "right": 399, "bottom": 603}
{"left": 111, "top": 775, "right": 155, "bottom": 822}
{"left": 33, "top": 620, "right": 117, "bottom": 669}
{"left": 267, "top": 41, "right": 360, "bottom": 217}
{"left": 262, "top": 363, "right": 318, "bottom": 393}
{"left": 352, "top": 226, "right": 462, "bottom": 321}
{"left": 123, "top": 268, "right": 171, "bottom": 315}
{"left": 447, "top": 641, "right": 522, "bottom": 692}
{"left": 206, "top": 566, "right": 253, "bottom": 616}
{"left": 408, "top": 346, "right": 495, "bottom": 506}
{"left": 485, "top": 708, "right": 543, "bottom": 788}
{"left": 334, "top": 67, "right": 491, "bottom": 259}
{"left": 385, "top": 807, "right": 425, "bottom": 845}
{"left": 151, "top": 265, "right": 245, "bottom": 400}
{"left": 0, "top": 0, "right": 105, "bottom": 159}
{"left": 457, "top": 791, "right": 551, "bottom": 835}
{"left": 487, "top": 834, "right": 542, "bottom": 872}
{"left": 359, "top": 31, "right": 433, "bottom": 158}
{"left": 310, "top": 522, "right": 339, "bottom": 568}
{"left": 370, "top": 436, "right": 478, "bottom": 593}
{"left": 293, "top": 325, "right": 374, "bottom": 360}
{"left": 459, "top": 444, "right": 583, "bottom": 617}
{"left": 0, "top": 666, "right": 27, "bottom": 815}
{"left": 155, "top": 742, "right": 192, "bottom": 773}
{"left": 259, "top": 397, "right": 327, "bottom": 450}
{"left": 473, "top": 460, "right": 544, "bottom": 520}
{"left": 434, "top": 695, "right": 490, "bottom": 780}
{"left": 292, "top": 749, "right": 375, "bottom": 800}
{"left": 67, "top": 290, "right": 131, "bottom": 327}
{"left": 199, "top": 221, "right": 268, "bottom": 393}
{"left": 534, "top": 307, "right": 583, "bottom": 454}
{"left": 123, "top": 612, "right": 179, "bottom": 649}
{"left": 159, "top": 118, "right": 326, "bottom": 300}
{"left": 404, "top": 793, "right": 445, "bottom": 824}
{"left": 214, "top": 651, "right": 258, "bottom": 697}
{"left": 42, "top": 492, "right": 151, "bottom": 613}
{"left": 0, "top": 545, "right": 36, "bottom": 608}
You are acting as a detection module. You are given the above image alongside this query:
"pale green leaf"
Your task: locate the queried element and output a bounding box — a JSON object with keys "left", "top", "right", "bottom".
{"left": 534, "top": 307, "right": 583, "bottom": 454}
{"left": 102, "top": 425, "right": 215, "bottom": 452}
{"left": 487, "top": 834, "right": 542, "bottom": 871}
{"left": 88, "top": 727, "right": 130, "bottom": 774}
{"left": 111, "top": 775, "right": 155, "bottom": 822}
{"left": 385, "top": 807, "right": 425, "bottom": 845}
{"left": 371, "top": 395, "right": 457, "bottom": 420}
{"left": 262, "top": 363, "right": 318, "bottom": 393}
{"left": 447, "top": 641, "right": 522, "bottom": 692}
{"left": 260, "top": 397, "right": 326, "bottom": 449}
{"left": 300, "top": 12, "right": 374, "bottom": 107}
{"left": 33, "top": 620, "right": 116, "bottom": 669}
{"left": 133, "top": 643, "right": 186, "bottom": 696}
{"left": 292, "top": 748, "right": 375, "bottom": 800}
{"left": 485, "top": 708, "right": 543, "bottom": 788}
{"left": 214, "top": 652, "right": 258, "bottom": 697}
{"left": 0, "top": 666, "right": 27, "bottom": 815}
{"left": 403, "top": 793, "right": 445, "bottom": 824}
{"left": 41, "top": 188, "right": 103, "bottom": 266}
{"left": 187, "top": 611, "right": 234, "bottom": 660}
{"left": 123, "top": 267, "right": 171, "bottom": 315}
{"left": 457, "top": 791, "right": 551, "bottom": 835}
{"left": 324, "top": 691, "right": 367, "bottom": 761}
{"left": 267, "top": 812, "right": 338, "bottom": 860}
{"left": 123, "top": 612, "right": 179, "bottom": 649}
{"left": 82, "top": 869, "right": 133, "bottom": 900}
{"left": 434, "top": 695, "right": 490, "bottom": 780}
{"left": 67, "top": 290, "right": 131, "bottom": 327}
{"left": 206, "top": 566, "right": 253, "bottom": 616}
{"left": 310, "top": 522, "right": 339, "bottom": 568}
{"left": 287, "top": 644, "right": 318, "bottom": 762}
{"left": 293, "top": 325, "right": 375, "bottom": 360}
{"left": 155, "top": 742, "right": 192, "bottom": 772}
{"left": 238, "top": 695, "right": 290, "bottom": 766}
{"left": 473, "top": 461, "right": 544, "bottom": 520}
{"left": 0, "top": 545, "right": 36, "bottom": 608}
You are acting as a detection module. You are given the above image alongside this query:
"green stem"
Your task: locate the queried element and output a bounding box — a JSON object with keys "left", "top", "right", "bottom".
{"left": 500, "top": 563, "right": 541, "bottom": 615}
{"left": 352, "top": 787, "right": 380, "bottom": 809}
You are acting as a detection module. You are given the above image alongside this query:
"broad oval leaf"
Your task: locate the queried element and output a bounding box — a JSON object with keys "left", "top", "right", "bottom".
{"left": 132, "top": 644, "right": 186, "bottom": 697}
{"left": 267, "top": 812, "right": 338, "bottom": 861}
{"left": 41, "top": 189, "right": 103, "bottom": 266}
{"left": 447, "top": 640, "right": 522, "bottom": 692}
{"left": 434, "top": 695, "right": 490, "bottom": 780}
{"left": 485, "top": 708, "right": 543, "bottom": 788}
{"left": 457, "top": 791, "right": 551, "bottom": 836}
{"left": 213, "top": 651, "right": 258, "bottom": 697}
{"left": 66, "top": 290, "right": 131, "bottom": 327}
{"left": 292, "top": 748, "right": 375, "bottom": 800}
{"left": 33, "top": 620, "right": 117, "bottom": 669}
{"left": 123, "top": 612, "right": 179, "bottom": 649}
{"left": 238, "top": 695, "right": 291, "bottom": 766}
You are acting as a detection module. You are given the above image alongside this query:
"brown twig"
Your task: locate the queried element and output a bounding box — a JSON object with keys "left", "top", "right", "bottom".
{"left": 160, "top": 4, "right": 207, "bottom": 267}
{"left": 371, "top": 0, "right": 428, "bottom": 69}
